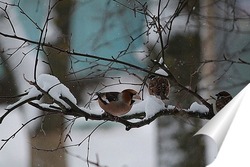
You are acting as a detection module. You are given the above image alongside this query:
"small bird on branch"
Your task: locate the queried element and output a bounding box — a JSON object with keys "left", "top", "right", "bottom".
{"left": 96, "top": 89, "right": 141, "bottom": 116}
{"left": 215, "top": 91, "right": 232, "bottom": 113}
{"left": 148, "top": 75, "right": 170, "bottom": 101}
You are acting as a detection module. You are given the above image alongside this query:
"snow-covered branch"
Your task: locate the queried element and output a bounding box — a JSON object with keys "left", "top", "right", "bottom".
{"left": 1, "top": 74, "right": 212, "bottom": 130}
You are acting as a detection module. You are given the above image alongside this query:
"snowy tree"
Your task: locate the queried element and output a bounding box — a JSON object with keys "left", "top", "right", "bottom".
{"left": 1, "top": 0, "right": 250, "bottom": 167}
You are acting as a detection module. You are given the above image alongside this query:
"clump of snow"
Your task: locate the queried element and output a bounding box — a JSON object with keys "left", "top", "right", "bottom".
{"left": 128, "top": 95, "right": 166, "bottom": 118}
{"left": 39, "top": 103, "right": 59, "bottom": 109}
{"left": 37, "top": 74, "right": 77, "bottom": 108}
{"left": 188, "top": 102, "right": 209, "bottom": 113}
{"left": 153, "top": 57, "right": 164, "bottom": 64}
{"left": 129, "top": 100, "right": 147, "bottom": 115}
{"left": 155, "top": 69, "right": 168, "bottom": 77}
{"left": 6, "top": 74, "right": 77, "bottom": 110}
{"left": 159, "top": 57, "right": 164, "bottom": 64}
{"left": 145, "top": 95, "right": 166, "bottom": 118}
{"left": 167, "top": 105, "right": 176, "bottom": 110}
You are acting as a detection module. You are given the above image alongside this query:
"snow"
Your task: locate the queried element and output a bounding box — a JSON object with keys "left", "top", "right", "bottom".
{"left": 145, "top": 95, "right": 166, "bottom": 118}
{"left": 79, "top": 106, "right": 93, "bottom": 114}
{"left": 6, "top": 87, "right": 42, "bottom": 110}
{"left": 0, "top": 106, "right": 30, "bottom": 167}
{"left": 129, "top": 100, "right": 147, "bottom": 115}
{"left": 6, "top": 74, "right": 77, "bottom": 110}
{"left": 0, "top": 106, "right": 157, "bottom": 167}
{"left": 66, "top": 123, "right": 157, "bottom": 167}
{"left": 37, "top": 74, "right": 77, "bottom": 108}
{"left": 155, "top": 69, "right": 169, "bottom": 77}
{"left": 167, "top": 105, "right": 176, "bottom": 110}
{"left": 188, "top": 102, "right": 209, "bottom": 113}
{"left": 129, "top": 95, "right": 166, "bottom": 119}
{"left": 131, "top": 99, "right": 209, "bottom": 119}
{"left": 159, "top": 57, "right": 164, "bottom": 64}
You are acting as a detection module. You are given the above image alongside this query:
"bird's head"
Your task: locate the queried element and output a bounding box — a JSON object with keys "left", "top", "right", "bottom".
{"left": 121, "top": 89, "right": 141, "bottom": 105}
{"left": 216, "top": 91, "right": 232, "bottom": 99}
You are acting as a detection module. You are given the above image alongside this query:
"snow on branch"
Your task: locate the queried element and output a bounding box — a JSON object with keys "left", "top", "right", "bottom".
{"left": 1, "top": 74, "right": 212, "bottom": 130}
{"left": 188, "top": 102, "right": 209, "bottom": 113}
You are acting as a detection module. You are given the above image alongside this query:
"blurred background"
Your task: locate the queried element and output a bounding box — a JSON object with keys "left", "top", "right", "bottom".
{"left": 1, "top": 0, "right": 250, "bottom": 166}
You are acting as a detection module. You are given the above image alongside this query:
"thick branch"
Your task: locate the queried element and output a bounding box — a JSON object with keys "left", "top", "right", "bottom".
{"left": 29, "top": 95, "right": 211, "bottom": 131}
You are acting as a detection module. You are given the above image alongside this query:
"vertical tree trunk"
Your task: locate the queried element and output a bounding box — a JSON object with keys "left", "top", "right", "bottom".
{"left": 199, "top": 0, "right": 217, "bottom": 164}
{"left": 30, "top": 1, "right": 74, "bottom": 166}
{"left": 199, "top": 0, "right": 216, "bottom": 95}
{"left": 157, "top": 33, "right": 206, "bottom": 167}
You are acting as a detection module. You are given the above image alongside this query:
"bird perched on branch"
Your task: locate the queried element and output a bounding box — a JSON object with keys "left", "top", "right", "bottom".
{"left": 215, "top": 91, "right": 232, "bottom": 113}
{"left": 148, "top": 75, "right": 170, "bottom": 101}
{"left": 96, "top": 89, "right": 141, "bottom": 116}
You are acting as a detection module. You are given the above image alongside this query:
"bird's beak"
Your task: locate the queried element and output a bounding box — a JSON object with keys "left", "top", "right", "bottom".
{"left": 133, "top": 94, "right": 141, "bottom": 100}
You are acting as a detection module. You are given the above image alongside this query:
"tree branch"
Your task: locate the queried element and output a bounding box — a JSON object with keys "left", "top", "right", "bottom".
{"left": 28, "top": 95, "right": 211, "bottom": 131}
{"left": 0, "top": 95, "right": 42, "bottom": 124}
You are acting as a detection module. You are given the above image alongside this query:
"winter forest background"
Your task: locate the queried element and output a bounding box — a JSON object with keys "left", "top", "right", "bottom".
{"left": 0, "top": 0, "right": 250, "bottom": 167}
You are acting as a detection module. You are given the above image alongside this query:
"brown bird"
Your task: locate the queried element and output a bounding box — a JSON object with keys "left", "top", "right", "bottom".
{"left": 96, "top": 89, "right": 141, "bottom": 116}
{"left": 215, "top": 91, "right": 233, "bottom": 112}
{"left": 148, "top": 75, "right": 170, "bottom": 100}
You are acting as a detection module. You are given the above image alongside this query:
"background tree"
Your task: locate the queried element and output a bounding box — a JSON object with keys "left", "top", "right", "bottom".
{"left": 30, "top": 0, "right": 75, "bottom": 166}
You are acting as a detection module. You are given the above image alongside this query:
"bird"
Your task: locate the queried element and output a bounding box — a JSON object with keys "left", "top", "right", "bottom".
{"left": 96, "top": 89, "right": 141, "bottom": 116}
{"left": 215, "top": 91, "right": 233, "bottom": 113}
{"left": 148, "top": 75, "right": 170, "bottom": 101}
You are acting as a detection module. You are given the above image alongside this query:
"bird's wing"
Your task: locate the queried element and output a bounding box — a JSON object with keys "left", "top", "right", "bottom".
{"left": 105, "top": 92, "right": 120, "bottom": 102}
{"left": 97, "top": 92, "right": 120, "bottom": 105}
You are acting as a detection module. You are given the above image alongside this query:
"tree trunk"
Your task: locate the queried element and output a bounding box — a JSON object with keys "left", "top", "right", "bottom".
{"left": 157, "top": 32, "right": 206, "bottom": 167}
{"left": 30, "top": 0, "right": 74, "bottom": 166}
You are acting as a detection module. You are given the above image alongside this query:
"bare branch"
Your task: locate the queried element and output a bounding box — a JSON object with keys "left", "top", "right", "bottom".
{"left": 0, "top": 94, "right": 42, "bottom": 124}
{"left": 0, "top": 114, "right": 52, "bottom": 150}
